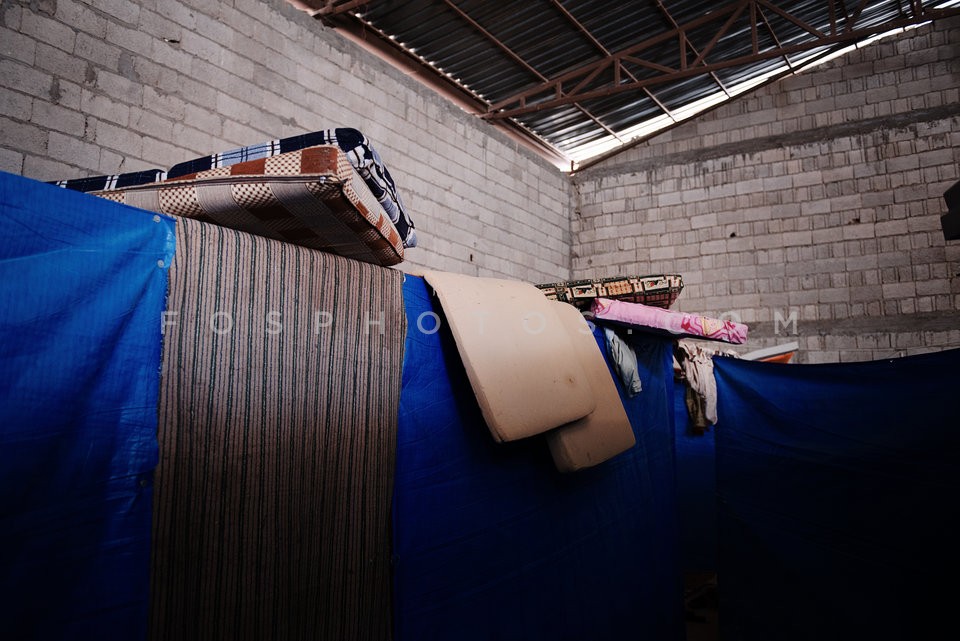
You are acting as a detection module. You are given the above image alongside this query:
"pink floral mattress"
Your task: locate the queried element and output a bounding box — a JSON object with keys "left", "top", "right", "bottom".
{"left": 591, "top": 298, "right": 748, "bottom": 344}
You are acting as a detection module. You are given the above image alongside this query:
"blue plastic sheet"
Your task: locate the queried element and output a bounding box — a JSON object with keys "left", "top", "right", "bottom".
{"left": 673, "top": 381, "right": 718, "bottom": 572}
{"left": 714, "top": 352, "right": 960, "bottom": 641}
{"left": 0, "top": 172, "right": 174, "bottom": 641}
{"left": 393, "top": 276, "right": 684, "bottom": 641}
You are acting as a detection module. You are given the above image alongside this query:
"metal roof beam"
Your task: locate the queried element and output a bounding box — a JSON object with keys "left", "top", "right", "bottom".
{"left": 438, "top": 0, "right": 622, "bottom": 141}
{"left": 654, "top": 0, "right": 732, "bottom": 97}
{"left": 548, "top": 0, "right": 676, "bottom": 122}
{"left": 691, "top": 0, "right": 750, "bottom": 68}
{"left": 439, "top": 0, "right": 542, "bottom": 80}
{"left": 757, "top": 3, "right": 796, "bottom": 71}
{"left": 848, "top": 0, "right": 872, "bottom": 31}
{"left": 757, "top": 0, "right": 826, "bottom": 39}
{"left": 315, "top": 8, "right": 570, "bottom": 163}
{"left": 484, "top": 0, "right": 960, "bottom": 120}
{"left": 486, "top": 0, "right": 749, "bottom": 117}
{"left": 313, "top": 0, "right": 371, "bottom": 18}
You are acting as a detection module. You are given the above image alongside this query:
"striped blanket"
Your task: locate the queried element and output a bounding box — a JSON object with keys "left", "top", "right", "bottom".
{"left": 151, "top": 217, "right": 405, "bottom": 640}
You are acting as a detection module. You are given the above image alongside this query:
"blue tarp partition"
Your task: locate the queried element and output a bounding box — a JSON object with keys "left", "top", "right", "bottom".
{"left": 715, "top": 352, "right": 960, "bottom": 641}
{"left": 0, "top": 172, "right": 174, "bottom": 640}
{"left": 673, "top": 381, "right": 718, "bottom": 573}
{"left": 393, "top": 276, "right": 684, "bottom": 641}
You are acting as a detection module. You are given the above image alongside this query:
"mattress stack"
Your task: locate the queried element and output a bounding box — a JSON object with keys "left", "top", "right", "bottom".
{"left": 50, "top": 130, "right": 413, "bottom": 640}
{"left": 52, "top": 128, "right": 416, "bottom": 266}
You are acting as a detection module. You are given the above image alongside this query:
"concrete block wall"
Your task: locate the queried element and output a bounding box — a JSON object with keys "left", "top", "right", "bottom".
{"left": 0, "top": 0, "right": 571, "bottom": 282}
{"left": 572, "top": 17, "right": 960, "bottom": 363}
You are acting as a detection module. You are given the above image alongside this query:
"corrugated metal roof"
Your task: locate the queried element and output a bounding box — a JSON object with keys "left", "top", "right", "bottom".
{"left": 300, "top": 0, "right": 960, "bottom": 167}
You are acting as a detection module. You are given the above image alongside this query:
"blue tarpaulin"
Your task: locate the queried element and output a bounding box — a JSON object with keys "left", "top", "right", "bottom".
{"left": 673, "top": 381, "right": 718, "bottom": 572}
{"left": 0, "top": 172, "right": 174, "bottom": 641}
{"left": 714, "top": 352, "right": 960, "bottom": 641}
{"left": 393, "top": 275, "right": 684, "bottom": 641}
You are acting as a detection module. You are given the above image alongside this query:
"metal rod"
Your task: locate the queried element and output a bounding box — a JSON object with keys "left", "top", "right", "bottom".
{"left": 655, "top": 0, "right": 731, "bottom": 97}
{"left": 692, "top": 0, "right": 750, "bottom": 68}
{"left": 757, "top": 0, "right": 825, "bottom": 38}
{"left": 484, "top": 6, "right": 959, "bottom": 120}
{"left": 847, "top": 0, "right": 871, "bottom": 32}
{"left": 316, "top": 0, "right": 370, "bottom": 17}
{"left": 622, "top": 55, "right": 677, "bottom": 74}
{"left": 757, "top": 3, "right": 795, "bottom": 71}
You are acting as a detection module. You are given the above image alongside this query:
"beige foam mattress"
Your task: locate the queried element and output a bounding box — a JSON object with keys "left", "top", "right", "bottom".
{"left": 422, "top": 270, "right": 596, "bottom": 442}
{"left": 547, "top": 302, "right": 636, "bottom": 472}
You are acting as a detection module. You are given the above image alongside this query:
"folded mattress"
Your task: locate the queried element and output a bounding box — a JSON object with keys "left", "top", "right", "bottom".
{"left": 546, "top": 301, "right": 636, "bottom": 472}
{"left": 52, "top": 128, "right": 417, "bottom": 265}
{"left": 167, "top": 127, "right": 417, "bottom": 248}
{"left": 93, "top": 145, "right": 405, "bottom": 266}
{"left": 422, "top": 270, "right": 596, "bottom": 442}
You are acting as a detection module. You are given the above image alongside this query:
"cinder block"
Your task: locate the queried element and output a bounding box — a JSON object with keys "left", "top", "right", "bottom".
{"left": 30, "top": 100, "right": 85, "bottom": 135}
{"left": 22, "top": 154, "right": 81, "bottom": 181}
{"left": 894, "top": 332, "right": 924, "bottom": 349}
{"left": 179, "top": 30, "right": 225, "bottom": 62}
{"left": 104, "top": 20, "right": 153, "bottom": 56}
{"left": 819, "top": 287, "right": 850, "bottom": 303}
{"left": 886, "top": 155, "right": 921, "bottom": 172}
{"left": 0, "top": 89, "right": 33, "bottom": 120}
{"left": 74, "top": 32, "right": 121, "bottom": 70}
{"left": 94, "top": 69, "right": 142, "bottom": 104}
{"left": 93, "top": 118, "right": 143, "bottom": 157}
{"left": 894, "top": 184, "right": 929, "bottom": 203}
{"left": 842, "top": 224, "right": 875, "bottom": 240}
{"left": 788, "top": 290, "right": 819, "bottom": 305}
{"left": 20, "top": 9, "right": 77, "bottom": 52}
{"left": 845, "top": 254, "right": 880, "bottom": 272}
{"left": 0, "top": 147, "right": 24, "bottom": 174}
{"left": 86, "top": 0, "right": 140, "bottom": 26}
{"left": 881, "top": 282, "right": 917, "bottom": 299}
{"left": 0, "top": 60, "right": 53, "bottom": 99}
{"left": 219, "top": 4, "right": 259, "bottom": 39}
{"left": 839, "top": 350, "right": 874, "bottom": 363}
{"left": 0, "top": 26, "right": 38, "bottom": 65}
{"left": 830, "top": 194, "right": 862, "bottom": 212}
{"left": 782, "top": 231, "right": 812, "bottom": 246}
{"left": 0, "top": 117, "right": 48, "bottom": 153}
{"left": 46, "top": 131, "right": 101, "bottom": 171}
{"left": 825, "top": 334, "right": 858, "bottom": 350}
{"left": 806, "top": 351, "right": 840, "bottom": 364}
{"left": 80, "top": 90, "right": 130, "bottom": 127}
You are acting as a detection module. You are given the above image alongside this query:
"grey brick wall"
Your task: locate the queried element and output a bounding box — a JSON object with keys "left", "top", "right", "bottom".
{"left": 3, "top": 2, "right": 958, "bottom": 362}
{"left": 573, "top": 17, "right": 960, "bottom": 363}
{"left": 0, "top": 0, "right": 571, "bottom": 281}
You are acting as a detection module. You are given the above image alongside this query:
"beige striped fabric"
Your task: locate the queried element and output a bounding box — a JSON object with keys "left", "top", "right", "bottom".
{"left": 150, "top": 217, "right": 405, "bottom": 641}
{"left": 95, "top": 146, "right": 404, "bottom": 267}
